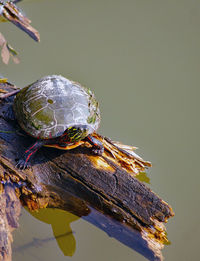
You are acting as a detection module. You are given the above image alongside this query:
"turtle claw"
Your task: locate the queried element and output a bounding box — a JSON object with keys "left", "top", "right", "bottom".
{"left": 92, "top": 147, "right": 104, "bottom": 156}
{"left": 85, "top": 134, "right": 104, "bottom": 156}
{"left": 16, "top": 159, "right": 31, "bottom": 170}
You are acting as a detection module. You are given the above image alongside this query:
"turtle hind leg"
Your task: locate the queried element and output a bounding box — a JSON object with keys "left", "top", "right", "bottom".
{"left": 16, "top": 140, "right": 46, "bottom": 169}
{"left": 85, "top": 134, "right": 104, "bottom": 155}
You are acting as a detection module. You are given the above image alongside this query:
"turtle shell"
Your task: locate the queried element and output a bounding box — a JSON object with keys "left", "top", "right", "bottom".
{"left": 13, "top": 75, "right": 100, "bottom": 139}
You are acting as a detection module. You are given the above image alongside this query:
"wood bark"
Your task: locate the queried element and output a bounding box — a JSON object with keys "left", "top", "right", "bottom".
{"left": 0, "top": 82, "right": 174, "bottom": 261}
{"left": 0, "top": 185, "right": 21, "bottom": 261}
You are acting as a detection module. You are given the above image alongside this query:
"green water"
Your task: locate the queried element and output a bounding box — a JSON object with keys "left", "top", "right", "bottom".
{"left": 1, "top": 0, "right": 200, "bottom": 260}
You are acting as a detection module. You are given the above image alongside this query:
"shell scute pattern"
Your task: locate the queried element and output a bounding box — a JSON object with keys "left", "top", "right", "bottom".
{"left": 13, "top": 75, "right": 100, "bottom": 139}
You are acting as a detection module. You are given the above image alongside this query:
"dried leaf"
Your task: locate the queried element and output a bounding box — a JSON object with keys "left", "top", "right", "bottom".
{"left": 0, "top": 32, "right": 6, "bottom": 46}
{"left": 12, "top": 55, "right": 20, "bottom": 64}
{"left": 1, "top": 42, "right": 10, "bottom": 64}
{"left": 0, "top": 78, "right": 7, "bottom": 83}
{"left": 0, "top": 33, "right": 20, "bottom": 64}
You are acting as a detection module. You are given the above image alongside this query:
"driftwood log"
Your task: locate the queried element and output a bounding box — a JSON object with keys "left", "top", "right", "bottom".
{"left": 0, "top": 81, "right": 174, "bottom": 261}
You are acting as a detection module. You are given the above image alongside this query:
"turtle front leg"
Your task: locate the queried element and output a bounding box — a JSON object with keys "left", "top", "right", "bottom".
{"left": 85, "top": 134, "right": 104, "bottom": 155}
{"left": 16, "top": 140, "right": 46, "bottom": 169}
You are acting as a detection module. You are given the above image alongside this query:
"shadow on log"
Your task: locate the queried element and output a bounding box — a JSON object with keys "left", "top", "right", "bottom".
{"left": 0, "top": 81, "right": 174, "bottom": 261}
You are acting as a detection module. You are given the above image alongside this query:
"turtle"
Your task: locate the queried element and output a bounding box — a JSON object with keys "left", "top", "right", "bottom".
{"left": 7, "top": 75, "right": 104, "bottom": 169}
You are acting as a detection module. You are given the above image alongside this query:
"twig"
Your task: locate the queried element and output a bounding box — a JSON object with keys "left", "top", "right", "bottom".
{"left": 0, "top": 89, "right": 19, "bottom": 99}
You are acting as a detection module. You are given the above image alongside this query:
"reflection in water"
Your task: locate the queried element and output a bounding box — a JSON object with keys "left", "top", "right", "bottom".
{"left": 13, "top": 231, "right": 73, "bottom": 254}
{"left": 12, "top": 203, "right": 164, "bottom": 261}
{"left": 21, "top": 208, "right": 79, "bottom": 257}
{"left": 135, "top": 171, "right": 150, "bottom": 184}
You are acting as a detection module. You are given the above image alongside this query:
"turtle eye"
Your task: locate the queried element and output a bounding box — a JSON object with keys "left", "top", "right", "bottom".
{"left": 47, "top": 99, "right": 53, "bottom": 104}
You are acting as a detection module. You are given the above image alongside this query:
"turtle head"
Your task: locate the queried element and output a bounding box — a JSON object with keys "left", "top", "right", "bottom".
{"left": 63, "top": 125, "right": 91, "bottom": 143}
